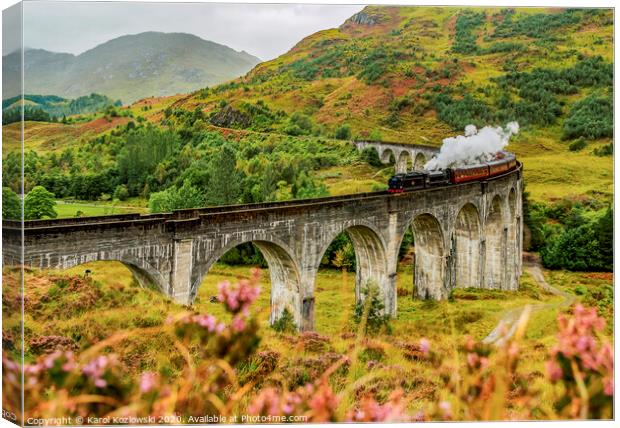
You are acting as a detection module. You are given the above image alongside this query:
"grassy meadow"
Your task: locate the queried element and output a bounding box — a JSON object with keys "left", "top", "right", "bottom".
{"left": 4, "top": 258, "right": 612, "bottom": 420}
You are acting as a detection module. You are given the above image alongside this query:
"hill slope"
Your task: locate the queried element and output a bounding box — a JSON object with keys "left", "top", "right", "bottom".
{"left": 2, "top": 32, "right": 261, "bottom": 103}
{"left": 168, "top": 6, "right": 612, "bottom": 201}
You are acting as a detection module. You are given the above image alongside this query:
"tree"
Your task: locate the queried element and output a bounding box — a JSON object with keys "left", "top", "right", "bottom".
{"left": 113, "top": 185, "right": 129, "bottom": 201}
{"left": 352, "top": 283, "right": 392, "bottom": 334}
{"left": 149, "top": 180, "right": 205, "bottom": 213}
{"left": 2, "top": 187, "right": 21, "bottom": 220}
{"left": 206, "top": 145, "right": 242, "bottom": 206}
{"left": 335, "top": 124, "right": 352, "bottom": 140}
{"left": 291, "top": 172, "right": 329, "bottom": 200}
{"left": 24, "top": 186, "right": 57, "bottom": 220}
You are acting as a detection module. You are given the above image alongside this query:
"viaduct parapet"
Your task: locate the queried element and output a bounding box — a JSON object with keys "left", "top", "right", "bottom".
{"left": 3, "top": 163, "right": 523, "bottom": 332}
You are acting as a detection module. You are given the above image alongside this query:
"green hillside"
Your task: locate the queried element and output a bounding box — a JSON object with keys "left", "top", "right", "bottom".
{"left": 170, "top": 6, "right": 613, "bottom": 202}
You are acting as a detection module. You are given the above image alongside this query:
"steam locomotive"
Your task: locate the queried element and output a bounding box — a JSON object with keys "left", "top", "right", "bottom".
{"left": 387, "top": 152, "right": 517, "bottom": 193}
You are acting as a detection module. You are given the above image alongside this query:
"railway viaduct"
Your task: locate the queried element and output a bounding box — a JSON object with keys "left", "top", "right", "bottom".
{"left": 2, "top": 155, "right": 523, "bottom": 331}
{"left": 353, "top": 141, "right": 439, "bottom": 172}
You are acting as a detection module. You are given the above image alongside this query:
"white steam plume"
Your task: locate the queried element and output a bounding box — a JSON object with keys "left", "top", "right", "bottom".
{"left": 425, "top": 122, "right": 519, "bottom": 170}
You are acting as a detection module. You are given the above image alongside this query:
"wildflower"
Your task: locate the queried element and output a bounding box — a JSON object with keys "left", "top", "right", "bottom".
{"left": 439, "top": 400, "right": 453, "bottom": 420}
{"left": 348, "top": 389, "right": 407, "bottom": 422}
{"left": 231, "top": 316, "right": 246, "bottom": 332}
{"left": 140, "top": 372, "right": 157, "bottom": 394}
{"left": 308, "top": 380, "right": 339, "bottom": 422}
{"left": 217, "top": 274, "right": 261, "bottom": 315}
{"left": 83, "top": 355, "right": 112, "bottom": 388}
{"left": 419, "top": 338, "right": 430, "bottom": 356}
{"left": 545, "top": 360, "right": 563, "bottom": 382}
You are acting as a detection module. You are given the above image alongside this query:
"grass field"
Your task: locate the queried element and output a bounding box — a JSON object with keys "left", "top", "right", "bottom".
{"left": 2, "top": 251, "right": 610, "bottom": 420}
{"left": 54, "top": 200, "right": 147, "bottom": 218}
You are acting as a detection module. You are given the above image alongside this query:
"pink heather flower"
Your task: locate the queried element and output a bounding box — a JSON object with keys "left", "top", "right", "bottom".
{"left": 439, "top": 401, "right": 453, "bottom": 420}
{"left": 419, "top": 338, "right": 430, "bottom": 355}
{"left": 231, "top": 316, "right": 246, "bottom": 332}
{"left": 83, "top": 355, "right": 112, "bottom": 388}
{"left": 546, "top": 360, "right": 563, "bottom": 382}
{"left": 348, "top": 390, "right": 406, "bottom": 422}
{"left": 140, "top": 372, "right": 157, "bottom": 394}
{"left": 466, "top": 352, "right": 479, "bottom": 368}
{"left": 604, "top": 377, "right": 614, "bottom": 396}
{"left": 195, "top": 314, "right": 217, "bottom": 332}
{"left": 217, "top": 277, "right": 261, "bottom": 315}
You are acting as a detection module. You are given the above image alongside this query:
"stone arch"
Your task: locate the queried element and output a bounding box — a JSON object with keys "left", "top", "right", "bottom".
{"left": 380, "top": 147, "right": 396, "bottom": 164}
{"left": 454, "top": 203, "right": 482, "bottom": 289}
{"left": 396, "top": 150, "right": 412, "bottom": 173}
{"left": 410, "top": 213, "right": 447, "bottom": 299}
{"left": 192, "top": 238, "right": 302, "bottom": 327}
{"left": 484, "top": 195, "right": 506, "bottom": 289}
{"left": 413, "top": 152, "right": 427, "bottom": 170}
{"left": 56, "top": 254, "right": 167, "bottom": 294}
{"left": 317, "top": 224, "right": 391, "bottom": 311}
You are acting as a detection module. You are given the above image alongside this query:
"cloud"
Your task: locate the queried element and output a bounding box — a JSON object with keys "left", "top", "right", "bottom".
{"left": 17, "top": 2, "right": 362, "bottom": 59}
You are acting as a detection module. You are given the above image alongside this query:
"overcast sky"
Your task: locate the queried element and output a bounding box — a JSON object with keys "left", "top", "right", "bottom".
{"left": 3, "top": 1, "right": 363, "bottom": 59}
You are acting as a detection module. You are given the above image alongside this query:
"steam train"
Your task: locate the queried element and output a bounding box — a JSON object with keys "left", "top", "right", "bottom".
{"left": 387, "top": 152, "right": 517, "bottom": 193}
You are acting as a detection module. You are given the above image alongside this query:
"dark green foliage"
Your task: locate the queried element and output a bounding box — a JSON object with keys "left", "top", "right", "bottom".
{"left": 113, "top": 185, "right": 129, "bottom": 201}
{"left": 3, "top": 106, "right": 51, "bottom": 124}
{"left": 24, "top": 186, "right": 57, "bottom": 220}
{"left": 219, "top": 244, "right": 267, "bottom": 267}
{"left": 593, "top": 144, "right": 613, "bottom": 157}
{"left": 117, "top": 125, "right": 181, "bottom": 196}
{"left": 2, "top": 187, "right": 21, "bottom": 220}
{"left": 541, "top": 207, "right": 613, "bottom": 272}
{"left": 479, "top": 42, "right": 525, "bottom": 54}
{"left": 2, "top": 93, "right": 120, "bottom": 122}
{"left": 291, "top": 172, "right": 329, "bottom": 199}
{"left": 568, "top": 137, "right": 587, "bottom": 152}
{"left": 334, "top": 124, "right": 351, "bottom": 140}
{"left": 358, "top": 47, "right": 389, "bottom": 84}
{"left": 271, "top": 308, "right": 297, "bottom": 333}
{"left": 451, "top": 11, "right": 486, "bottom": 54}
{"left": 434, "top": 93, "right": 493, "bottom": 130}
{"left": 148, "top": 180, "right": 205, "bottom": 213}
{"left": 434, "top": 57, "right": 612, "bottom": 130}
{"left": 284, "top": 112, "right": 314, "bottom": 136}
{"left": 522, "top": 189, "right": 545, "bottom": 251}
{"left": 205, "top": 145, "right": 243, "bottom": 205}
{"left": 562, "top": 95, "right": 613, "bottom": 140}
{"left": 398, "top": 226, "right": 414, "bottom": 260}
{"left": 492, "top": 9, "right": 583, "bottom": 40}
{"left": 360, "top": 147, "right": 383, "bottom": 167}
{"left": 352, "top": 284, "right": 392, "bottom": 334}
{"left": 321, "top": 232, "right": 356, "bottom": 271}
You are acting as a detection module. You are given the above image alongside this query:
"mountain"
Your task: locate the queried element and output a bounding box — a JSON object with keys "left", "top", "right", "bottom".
{"left": 172, "top": 6, "right": 613, "bottom": 146}
{"left": 2, "top": 32, "right": 261, "bottom": 103}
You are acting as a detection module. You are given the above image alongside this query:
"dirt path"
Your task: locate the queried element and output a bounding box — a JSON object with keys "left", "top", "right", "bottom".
{"left": 482, "top": 254, "right": 574, "bottom": 346}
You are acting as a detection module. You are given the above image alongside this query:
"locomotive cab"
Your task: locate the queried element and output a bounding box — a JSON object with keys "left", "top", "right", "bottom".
{"left": 427, "top": 170, "right": 450, "bottom": 186}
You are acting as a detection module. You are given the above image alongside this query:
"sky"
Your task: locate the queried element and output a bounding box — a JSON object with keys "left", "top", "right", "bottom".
{"left": 3, "top": 1, "right": 364, "bottom": 60}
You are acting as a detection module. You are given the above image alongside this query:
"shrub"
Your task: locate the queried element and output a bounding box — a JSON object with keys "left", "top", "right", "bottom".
{"left": 592, "top": 143, "right": 613, "bottom": 157}
{"left": 334, "top": 124, "right": 352, "bottom": 140}
{"left": 568, "top": 137, "right": 587, "bottom": 152}
{"left": 360, "top": 147, "right": 383, "bottom": 167}
{"left": 352, "top": 283, "right": 392, "bottom": 334}
{"left": 271, "top": 308, "right": 297, "bottom": 333}
{"left": 562, "top": 95, "right": 613, "bottom": 140}
{"left": 113, "top": 184, "right": 129, "bottom": 201}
